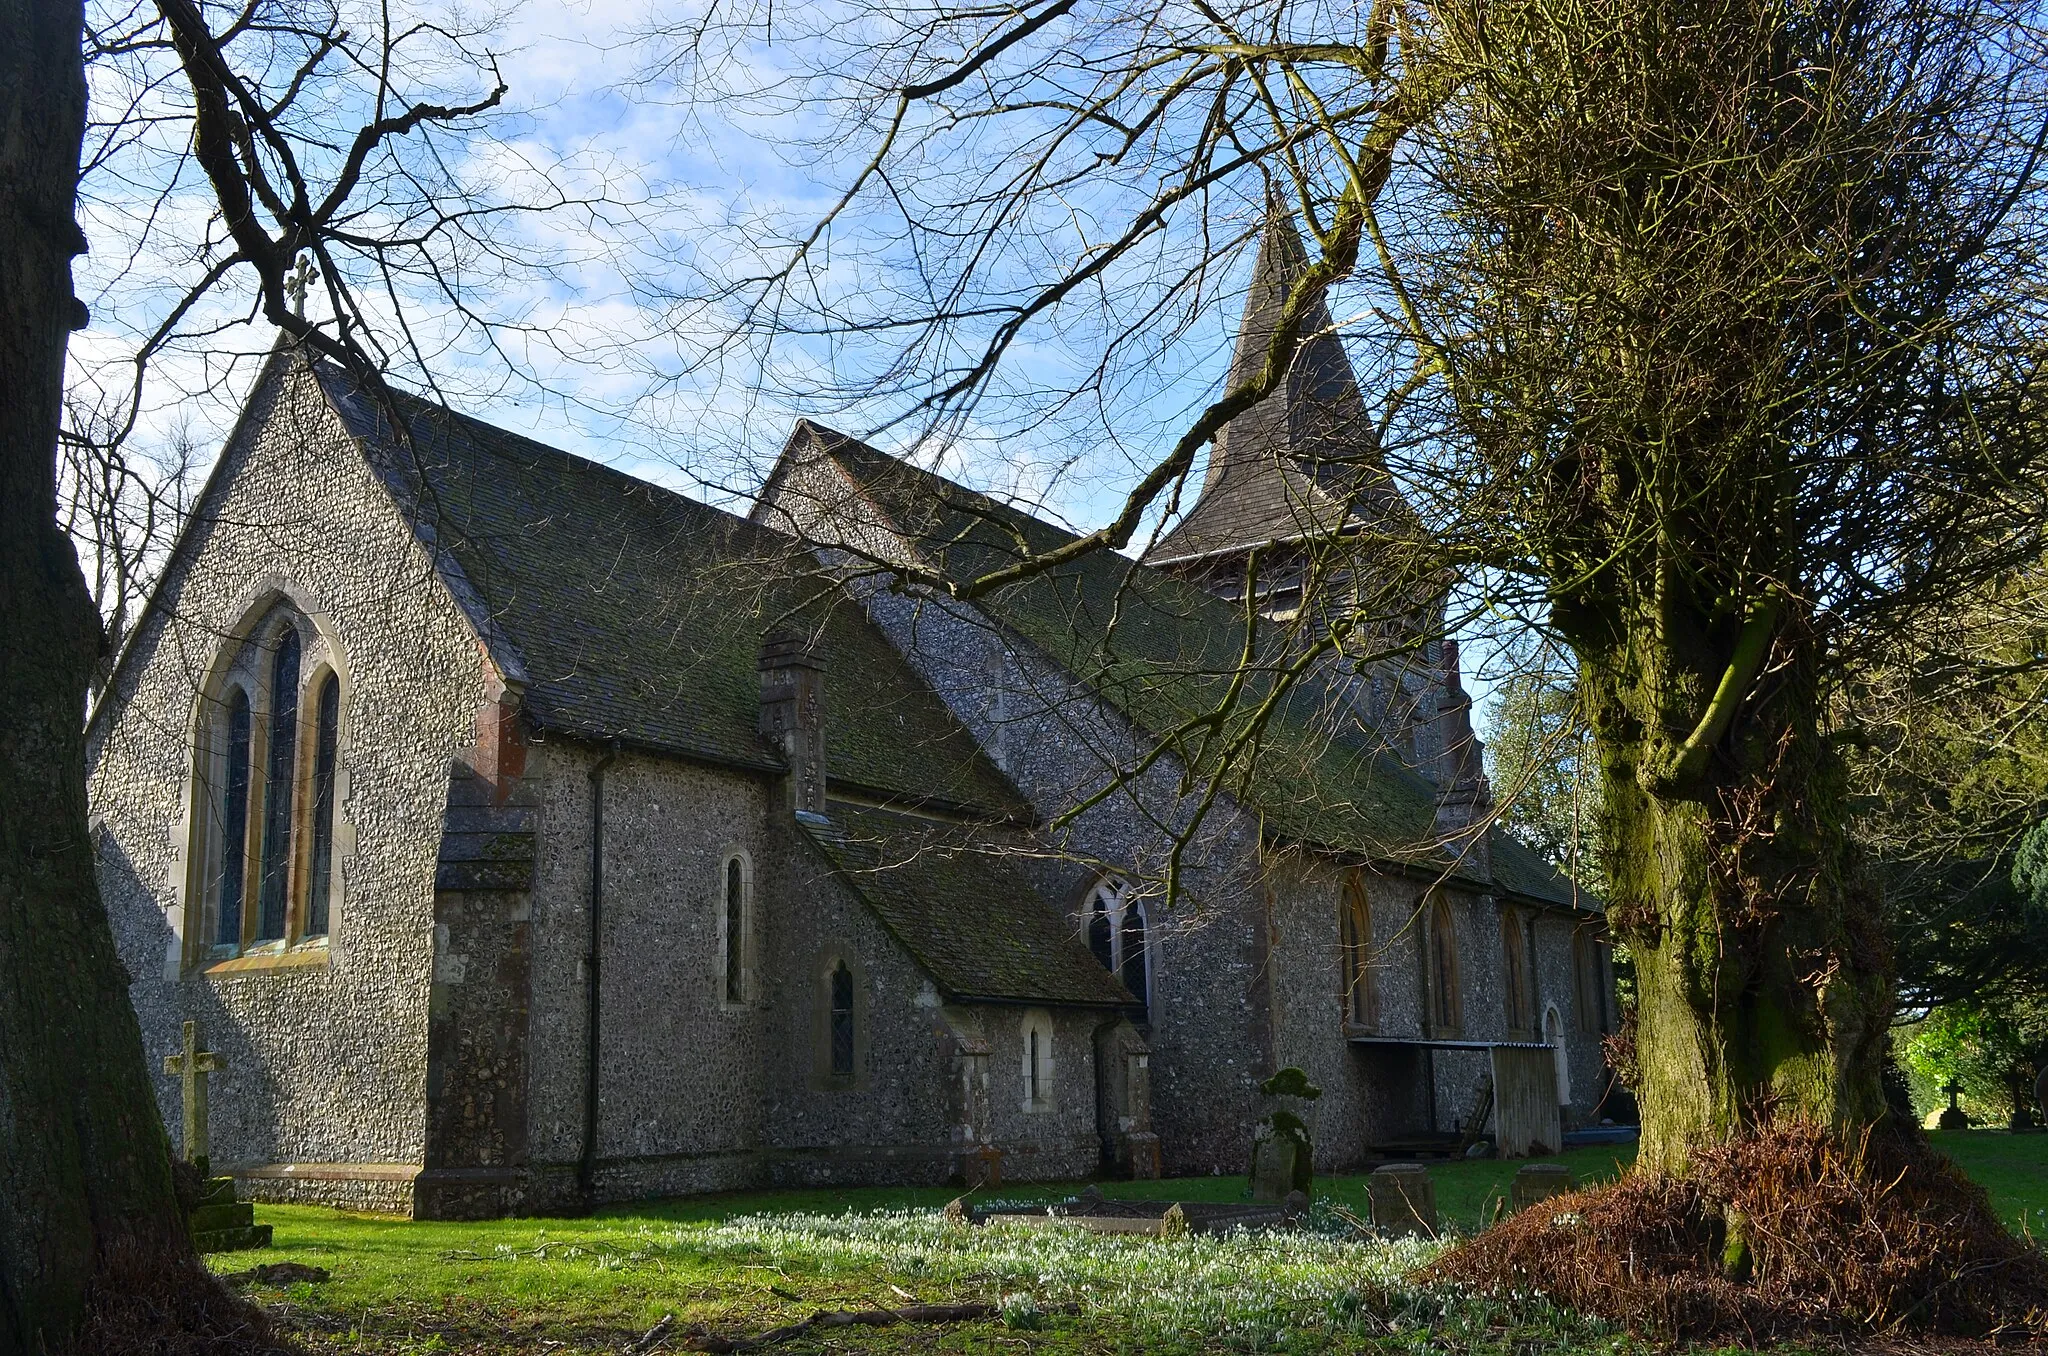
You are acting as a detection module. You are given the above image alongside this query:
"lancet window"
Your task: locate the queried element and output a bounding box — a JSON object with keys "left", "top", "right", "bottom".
{"left": 1426, "top": 892, "right": 1463, "bottom": 1036}
{"left": 1340, "top": 871, "right": 1379, "bottom": 1030}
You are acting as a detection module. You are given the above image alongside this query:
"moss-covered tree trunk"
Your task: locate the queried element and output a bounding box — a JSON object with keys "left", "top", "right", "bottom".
{"left": 1567, "top": 592, "right": 1893, "bottom": 1176}
{"left": 0, "top": 0, "right": 195, "bottom": 1346}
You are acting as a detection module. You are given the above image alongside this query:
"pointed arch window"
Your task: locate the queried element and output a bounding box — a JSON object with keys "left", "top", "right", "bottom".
{"left": 721, "top": 852, "right": 752, "bottom": 1005}
{"left": 1083, "top": 877, "right": 1151, "bottom": 1018}
{"left": 188, "top": 602, "right": 345, "bottom": 965}
{"left": 1426, "top": 892, "right": 1463, "bottom": 1036}
{"left": 1340, "top": 871, "right": 1378, "bottom": 1030}
{"left": 1020, "top": 1009, "right": 1056, "bottom": 1112}
{"left": 1500, "top": 907, "right": 1534, "bottom": 1036}
{"left": 828, "top": 960, "right": 856, "bottom": 1076}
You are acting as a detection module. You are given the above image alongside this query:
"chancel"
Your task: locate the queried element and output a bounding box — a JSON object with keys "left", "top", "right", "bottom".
{"left": 88, "top": 213, "right": 1613, "bottom": 1219}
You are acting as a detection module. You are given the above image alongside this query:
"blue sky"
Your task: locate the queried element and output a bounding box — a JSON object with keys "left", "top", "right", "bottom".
{"left": 70, "top": 0, "right": 1533, "bottom": 726}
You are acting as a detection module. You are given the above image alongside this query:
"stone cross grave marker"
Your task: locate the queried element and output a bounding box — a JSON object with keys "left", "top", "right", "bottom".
{"left": 164, "top": 1020, "right": 223, "bottom": 1167}
{"left": 1939, "top": 1075, "right": 1970, "bottom": 1131}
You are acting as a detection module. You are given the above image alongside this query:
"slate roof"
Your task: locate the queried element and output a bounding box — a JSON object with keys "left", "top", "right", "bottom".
{"left": 800, "top": 803, "right": 1134, "bottom": 1006}
{"left": 777, "top": 425, "right": 1585, "bottom": 910}
{"left": 311, "top": 364, "right": 1028, "bottom": 822}
{"left": 1145, "top": 211, "right": 1415, "bottom": 568}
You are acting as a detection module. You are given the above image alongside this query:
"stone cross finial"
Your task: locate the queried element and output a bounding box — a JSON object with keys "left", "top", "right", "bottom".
{"left": 163, "top": 1020, "right": 224, "bottom": 1165}
{"left": 286, "top": 254, "right": 318, "bottom": 320}
{"left": 1945, "top": 1076, "right": 1965, "bottom": 1111}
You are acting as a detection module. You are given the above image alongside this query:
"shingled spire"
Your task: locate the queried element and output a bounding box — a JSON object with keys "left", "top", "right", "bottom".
{"left": 1144, "top": 208, "right": 1402, "bottom": 574}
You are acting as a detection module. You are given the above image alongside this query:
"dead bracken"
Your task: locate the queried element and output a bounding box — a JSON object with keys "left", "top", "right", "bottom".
{"left": 1425, "top": 1121, "right": 2048, "bottom": 1341}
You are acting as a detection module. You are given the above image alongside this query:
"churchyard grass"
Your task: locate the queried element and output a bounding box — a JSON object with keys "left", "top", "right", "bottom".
{"left": 219, "top": 1133, "right": 2037, "bottom": 1354}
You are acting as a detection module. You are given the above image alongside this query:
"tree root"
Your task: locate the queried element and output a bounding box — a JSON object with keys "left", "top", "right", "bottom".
{"left": 1426, "top": 1121, "right": 2048, "bottom": 1341}
{"left": 64, "top": 1234, "right": 299, "bottom": 1354}
{"left": 679, "top": 1302, "right": 999, "bottom": 1352}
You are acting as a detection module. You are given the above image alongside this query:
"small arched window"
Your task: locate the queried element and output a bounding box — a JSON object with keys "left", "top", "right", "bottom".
{"left": 215, "top": 686, "right": 254, "bottom": 947}
{"left": 828, "top": 960, "right": 856, "bottom": 1076}
{"left": 1427, "top": 892, "right": 1462, "bottom": 1035}
{"left": 721, "top": 853, "right": 750, "bottom": 1005}
{"left": 1340, "top": 872, "right": 1378, "bottom": 1029}
{"left": 1500, "top": 908, "right": 1534, "bottom": 1035}
{"left": 1083, "top": 877, "right": 1151, "bottom": 1017}
{"left": 1020, "top": 1010, "right": 1055, "bottom": 1112}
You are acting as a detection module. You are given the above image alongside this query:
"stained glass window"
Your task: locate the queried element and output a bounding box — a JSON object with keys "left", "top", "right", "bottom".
{"left": 217, "top": 687, "right": 252, "bottom": 946}
{"left": 255, "top": 628, "right": 301, "bottom": 941}
{"left": 306, "top": 672, "right": 340, "bottom": 936}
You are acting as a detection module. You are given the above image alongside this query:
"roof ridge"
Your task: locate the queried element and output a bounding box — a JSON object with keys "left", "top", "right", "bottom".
{"left": 312, "top": 359, "right": 791, "bottom": 552}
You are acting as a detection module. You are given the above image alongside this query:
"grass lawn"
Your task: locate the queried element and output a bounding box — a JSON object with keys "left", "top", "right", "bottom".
{"left": 220, "top": 1131, "right": 2042, "bottom": 1355}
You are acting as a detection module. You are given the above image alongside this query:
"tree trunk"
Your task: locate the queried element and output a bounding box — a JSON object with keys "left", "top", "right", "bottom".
{"left": 0, "top": 0, "right": 195, "bottom": 1347}
{"left": 1577, "top": 604, "right": 1893, "bottom": 1177}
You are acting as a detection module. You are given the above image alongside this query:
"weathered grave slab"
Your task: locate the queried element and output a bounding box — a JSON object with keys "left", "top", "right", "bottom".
{"left": 1511, "top": 1162, "right": 1575, "bottom": 1213}
{"left": 1368, "top": 1162, "right": 1437, "bottom": 1238}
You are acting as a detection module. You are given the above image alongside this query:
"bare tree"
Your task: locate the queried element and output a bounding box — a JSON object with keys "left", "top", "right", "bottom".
{"left": 653, "top": 0, "right": 2048, "bottom": 1314}
{"left": 3, "top": 0, "right": 630, "bottom": 1343}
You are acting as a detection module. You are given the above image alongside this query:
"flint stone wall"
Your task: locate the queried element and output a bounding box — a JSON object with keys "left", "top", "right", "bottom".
{"left": 88, "top": 359, "right": 495, "bottom": 1206}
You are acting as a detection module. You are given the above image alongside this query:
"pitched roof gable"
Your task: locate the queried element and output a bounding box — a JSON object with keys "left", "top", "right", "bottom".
{"left": 800, "top": 803, "right": 1133, "bottom": 1007}
{"left": 310, "top": 364, "right": 1028, "bottom": 822}
{"left": 776, "top": 424, "right": 1586, "bottom": 909}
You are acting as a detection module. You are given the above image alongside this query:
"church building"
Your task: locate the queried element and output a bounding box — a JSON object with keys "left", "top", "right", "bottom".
{"left": 87, "top": 216, "right": 1615, "bottom": 1218}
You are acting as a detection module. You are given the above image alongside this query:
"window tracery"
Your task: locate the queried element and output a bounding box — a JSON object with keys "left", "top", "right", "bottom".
{"left": 188, "top": 599, "right": 345, "bottom": 965}
{"left": 1083, "top": 877, "right": 1151, "bottom": 1018}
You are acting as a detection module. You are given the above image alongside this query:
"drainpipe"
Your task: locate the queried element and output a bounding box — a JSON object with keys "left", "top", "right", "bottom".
{"left": 578, "top": 740, "right": 620, "bottom": 1205}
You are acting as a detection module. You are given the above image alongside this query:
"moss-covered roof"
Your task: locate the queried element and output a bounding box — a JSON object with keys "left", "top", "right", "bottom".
{"left": 314, "top": 366, "right": 1027, "bottom": 822}
{"left": 801, "top": 802, "right": 1134, "bottom": 1006}
{"left": 791, "top": 426, "right": 1586, "bottom": 909}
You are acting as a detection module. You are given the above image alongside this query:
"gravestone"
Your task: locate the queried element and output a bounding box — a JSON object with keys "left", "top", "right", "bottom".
{"left": 164, "top": 1021, "right": 270, "bottom": 1253}
{"left": 1248, "top": 1067, "right": 1320, "bottom": 1202}
{"left": 1939, "top": 1076, "right": 1970, "bottom": 1131}
{"left": 1368, "top": 1162, "right": 1437, "bottom": 1237}
{"left": 1511, "top": 1162, "right": 1575, "bottom": 1212}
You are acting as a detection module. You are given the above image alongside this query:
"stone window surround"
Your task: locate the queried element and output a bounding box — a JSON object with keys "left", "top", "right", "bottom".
{"left": 1017, "top": 1007, "right": 1056, "bottom": 1113}
{"left": 1544, "top": 1002, "right": 1571, "bottom": 1104}
{"left": 174, "top": 579, "right": 352, "bottom": 979}
{"left": 1423, "top": 889, "right": 1463, "bottom": 1038}
{"left": 810, "top": 943, "right": 869, "bottom": 1092}
{"left": 1081, "top": 876, "right": 1153, "bottom": 1013}
{"left": 716, "top": 845, "right": 754, "bottom": 1009}
{"left": 1499, "top": 905, "right": 1536, "bottom": 1040}
{"left": 1339, "top": 869, "right": 1379, "bottom": 1033}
